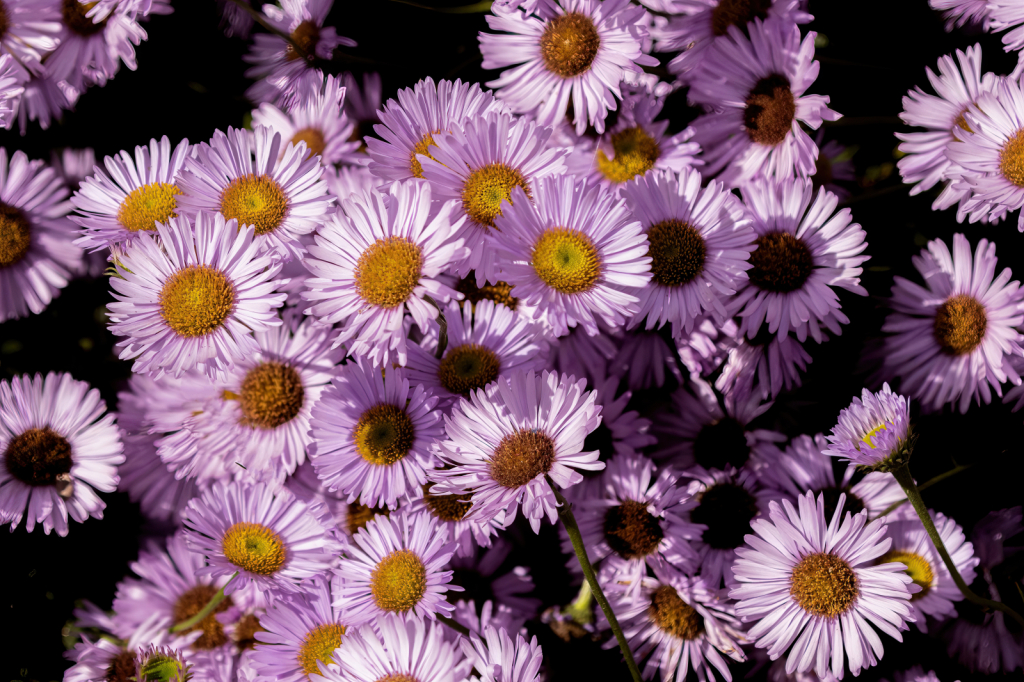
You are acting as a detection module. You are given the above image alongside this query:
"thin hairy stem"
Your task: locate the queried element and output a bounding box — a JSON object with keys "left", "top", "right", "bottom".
{"left": 169, "top": 572, "right": 238, "bottom": 633}
{"left": 438, "top": 614, "right": 472, "bottom": 637}
{"left": 873, "top": 463, "right": 973, "bottom": 520}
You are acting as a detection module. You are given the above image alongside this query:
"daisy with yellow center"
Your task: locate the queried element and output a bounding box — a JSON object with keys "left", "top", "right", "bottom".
{"left": 72, "top": 136, "right": 191, "bottom": 252}
{"left": 302, "top": 179, "right": 469, "bottom": 367}
{"left": 182, "top": 480, "right": 339, "bottom": 596}
{"left": 490, "top": 175, "right": 651, "bottom": 337}
{"left": 334, "top": 512, "right": 460, "bottom": 625}
{"left": 309, "top": 358, "right": 444, "bottom": 510}
{"left": 327, "top": 616, "right": 470, "bottom": 682}
{"left": 107, "top": 212, "right": 287, "bottom": 379}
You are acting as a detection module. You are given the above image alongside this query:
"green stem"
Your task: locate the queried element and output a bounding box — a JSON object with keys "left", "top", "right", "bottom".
{"left": 890, "top": 466, "right": 1024, "bottom": 628}
{"left": 169, "top": 573, "right": 237, "bottom": 634}
{"left": 438, "top": 614, "right": 472, "bottom": 637}
{"left": 873, "top": 463, "right": 973, "bottom": 520}
{"left": 546, "top": 476, "right": 643, "bottom": 682}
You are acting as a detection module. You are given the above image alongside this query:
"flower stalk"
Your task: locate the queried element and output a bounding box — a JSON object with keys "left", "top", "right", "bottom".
{"left": 169, "top": 572, "right": 237, "bottom": 634}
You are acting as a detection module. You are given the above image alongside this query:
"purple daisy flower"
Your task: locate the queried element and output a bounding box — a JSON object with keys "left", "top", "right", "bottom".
{"left": 732, "top": 177, "right": 869, "bottom": 341}
{"left": 879, "top": 512, "right": 978, "bottom": 632}
{"left": 688, "top": 18, "right": 840, "bottom": 186}
{"left": 0, "top": 372, "right": 123, "bottom": 536}
{"left": 431, "top": 369, "right": 603, "bottom": 533}
{"left": 250, "top": 576, "right": 348, "bottom": 681}
{"left": 177, "top": 125, "right": 333, "bottom": 261}
{"left": 308, "top": 358, "right": 443, "bottom": 510}
{"left": 658, "top": 0, "right": 811, "bottom": 82}
{"left": 675, "top": 313, "right": 734, "bottom": 380}
{"left": 0, "top": 147, "right": 83, "bottom": 323}
{"left": 323, "top": 615, "right": 470, "bottom": 682}
{"left": 946, "top": 606, "right": 1024, "bottom": 674}
{"left": 990, "top": 1, "right": 1024, "bottom": 51}
{"left": 301, "top": 179, "right": 468, "bottom": 366}
{"left": 730, "top": 491, "right": 916, "bottom": 679}
{"left": 71, "top": 135, "right": 191, "bottom": 252}
{"left": 479, "top": 0, "right": 657, "bottom": 135}
{"left": 0, "top": 0, "right": 61, "bottom": 77}
{"left": 366, "top": 76, "right": 507, "bottom": 184}
{"left": 715, "top": 324, "right": 814, "bottom": 400}
{"left": 66, "top": 638, "right": 144, "bottom": 682}
{"left": 824, "top": 384, "right": 914, "bottom": 469}
{"left": 106, "top": 211, "right": 287, "bottom": 379}
{"left": 881, "top": 233, "right": 1024, "bottom": 413}
{"left": 252, "top": 73, "right": 361, "bottom": 167}
{"left": 491, "top": 175, "right": 652, "bottom": 337}
{"left": 622, "top": 168, "right": 754, "bottom": 335}
{"left": 182, "top": 479, "right": 339, "bottom": 597}
{"left": 896, "top": 45, "right": 997, "bottom": 214}
{"left": 402, "top": 473, "right": 506, "bottom": 557}
{"left": 243, "top": 0, "right": 356, "bottom": 106}
{"left": 452, "top": 600, "right": 527, "bottom": 643}
{"left": 405, "top": 299, "right": 549, "bottom": 411}
{"left": 605, "top": 574, "right": 747, "bottom": 682}
{"left": 461, "top": 624, "right": 544, "bottom": 682}
{"left": 572, "top": 453, "right": 702, "bottom": 594}
{"left": 46, "top": 0, "right": 148, "bottom": 92}
{"left": 0, "top": 53, "right": 26, "bottom": 129}
{"left": 931, "top": 0, "right": 992, "bottom": 30}
{"left": 419, "top": 112, "right": 567, "bottom": 282}
{"left": 333, "top": 510, "right": 460, "bottom": 625}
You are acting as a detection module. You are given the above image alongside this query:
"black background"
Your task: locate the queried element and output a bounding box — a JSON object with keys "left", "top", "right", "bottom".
{"left": 1, "top": 1, "right": 1022, "bottom": 680}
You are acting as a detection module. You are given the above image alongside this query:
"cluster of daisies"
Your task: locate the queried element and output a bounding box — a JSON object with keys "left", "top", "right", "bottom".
{"left": 1, "top": 0, "right": 1024, "bottom": 681}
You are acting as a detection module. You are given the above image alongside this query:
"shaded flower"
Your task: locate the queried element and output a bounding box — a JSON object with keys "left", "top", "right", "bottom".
{"left": 824, "top": 383, "right": 913, "bottom": 469}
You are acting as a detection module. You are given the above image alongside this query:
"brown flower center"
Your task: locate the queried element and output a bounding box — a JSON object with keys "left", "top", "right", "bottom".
{"left": 371, "top": 549, "right": 427, "bottom": 613}
{"left": 690, "top": 482, "right": 759, "bottom": 550}
{"left": 159, "top": 265, "right": 236, "bottom": 337}
{"left": 744, "top": 74, "right": 796, "bottom": 146}
{"left": 933, "top": 293, "right": 987, "bottom": 356}
{"left": 603, "top": 499, "right": 664, "bottom": 559}
{"left": 4, "top": 427, "right": 73, "bottom": 487}
{"left": 596, "top": 126, "right": 661, "bottom": 184}
{"left": 238, "top": 361, "right": 304, "bottom": 429}
{"left": 234, "top": 612, "right": 264, "bottom": 651}
{"left": 219, "top": 174, "right": 289, "bottom": 236}
{"left": 105, "top": 651, "right": 138, "bottom": 682}
{"left": 790, "top": 552, "right": 859, "bottom": 617}
{"left": 711, "top": 0, "right": 771, "bottom": 36}
{"left": 649, "top": 584, "right": 705, "bottom": 640}
{"left": 0, "top": 202, "right": 31, "bottom": 268}
{"left": 355, "top": 237, "right": 424, "bottom": 308}
{"left": 437, "top": 343, "right": 501, "bottom": 397}
{"left": 456, "top": 276, "right": 518, "bottom": 310}
{"left": 63, "top": 0, "right": 107, "bottom": 37}
{"left": 375, "top": 676, "right": 419, "bottom": 682}
{"left": 540, "top": 12, "right": 601, "bottom": 78}
{"left": 489, "top": 430, "right": 556, "bottom": 488}
{"left": 171, "top": 584, "right": 233, "bottom": 650}
{"left": 748, "top": 231, "right": 814, "bottom": 293}
{"left": 286, "top": 20, "right": 319, "bottom": 61}
{"left": 346, "top": 502, "right": 389, "bottom": 537}
{"left": 461, "top": 163, "right": 530, "bottom": 228}
{"left": 291, "top": 127, "right": 327, "bottom": 158}
{"left": 353, "top": 404, "right": 416, "bottom": 466}
{"left": 647, "top": 219, "right": 706, "bottom": 287}
{"left": 297, "top": 623, "right": 346, "bottom": 675}
{"left": 999, "top": 128, "right": 1024, "bottom": 187}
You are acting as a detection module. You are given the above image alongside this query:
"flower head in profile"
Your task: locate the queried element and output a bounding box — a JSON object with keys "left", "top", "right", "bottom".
{"left": 730, "top": 491, "right": 916, "bottom": 679}
{"left": 106, "top": 212, "right": 287, "bottom": 379}
{"left": 825, "top": 384, "right": 914, "bottom": 470}
{"left": 480, "top": 0, "right": 657, "bottom": 135}
{"left": 1, "top": 373, "right": 123, "bottom": 536}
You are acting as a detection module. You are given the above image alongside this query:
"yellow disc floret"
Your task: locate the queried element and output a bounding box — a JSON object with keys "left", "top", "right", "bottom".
{"left": 370, "top": 549, "right": 427, "bottom": 613}
{"left": 355, "top": 237, "right": 424, "bottom": 308}
{"left": 221, "top": 522, "right": 287, "bottom": 575}
{"left": 219, "top": 174, "right": 289, "bottom": 236}
{"left": 117, "top": 182, "right": 182, "bottom": 234}
{"left": 159, "top": 265, "right": 236, "bottom": 337}
{"left": 531, "top": 227, "right": 601, "bottom": 294}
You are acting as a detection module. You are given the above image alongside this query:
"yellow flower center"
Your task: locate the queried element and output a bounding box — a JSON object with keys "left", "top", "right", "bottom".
{"left": 221, "top": 522, "right": 287, "bottom": 576}
{"left": 0, "top": 202, "right": 31, "bottom": 268}
{"left": 353, "top": 404, "right": 416, "bottom": 466}
{"left": 933, "top": 293, "right": 987, "bottom": 356}
{"left": 879, "top": 550, "right": 934, "bottom": 601}
{"left": 171, "top": 584, "right": 233, "bottom": 650}
{"left": 648, "top": 584, "right": 705, "bottom": 640}
{"left": 461, "top": 162, "right": 530, "bottom": 228}
{"left": 531, "top": 227, "right": 601, "bottom": 294}
{"left": 790, "top": 552, "right": 859, "bottom": 617}
{"left": 219, "top": 174, "right": 289, "bottom": 236}
{"left": 999, "top": 128, "right": 1024, "bottom": 187}
{"left": 437, "top": 343, "right": 501, "bottom": 397}
{"left": 291, "top": 127, "right": 327, "bottom": 158}
{"left": 748, "top": 231, "right": 814, "bottom": 293}
{"left": 370, "top": 549, "right": 427, "bottom": 613}
{"left": 354, "top": 237, "right": 424, "bottom": 308}
{"left": 711, "top": 0, "right": 771, "bottom": 36}
{"left": 647, "top": 219, "right": 706, "bottom": 287}
{"left": 489, "top": 429, "right": 556, "bottom": 488}
{"left": 238, "top": 361, "right": 304, "bottom": 429}
{"left": 455, "top": 276, "right": 518, "bottom": 310}
{"left": 410, "top": 131, "right": 440, "bottom": 179}
{"left": 3, "top": 426, "right": 73, "bottom": 487}
{"left": 297, "top": 623, "right": 346, "bottom": 676}
{"left": 159, "top": 265, "right": 236, "bottom": 338}
{"left": 117, "top": 182, "right": 182, "bottom": 234}
{"left": 744, "top": 74, "right": 796, "bottom": 147}
{"left": 603, "top": 499, "right": 664, "bottom": 560}
{"left": 860, "top": 423, "right": 888, "bottom": 450}
{"left": 540, "top": 12, "right": 601, "bottom": 79}
{"left": 596, "top": 126, "right": 661, "bottom": 183}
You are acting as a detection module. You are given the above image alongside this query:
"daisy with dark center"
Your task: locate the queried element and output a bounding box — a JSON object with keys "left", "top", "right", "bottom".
{"left": 419, "top": 112, "right": 567, "bottom": 283}
{"left": 322, "top": 616, "right": 470, "bottom": 682}
{"left": 461, "top": 624, "right": 544, "bottom": 682}
{"left": 604, "top": 575, "right": 747, "bottom": 682}
{"left": 491, "top": 175, "right": 652, "bottom": 337}
{"left": 0, "top": 372, "right": 122, "bottom": 536}
{"left": 479, "top": 0, "right": 657, "bottom": 134}
{"left": 405, "top": 299, "right": 549, "bottom": 411}
{"left": 881, "top": 233, "right": 1024, "bottom": 413}
{"left": 430, "top": 369, "right": 603, "bottom": 533}
{"left": 658, "top": 0, "right": 811, "bottom": 82}
{"left": 622, "top": 168, "right": 754, "bottom": 335}
{"left": 367, "top": 76, "right": 507, "bottom": 184}
{"left": 571, "top": 453, "right": 701, "bottom": 594}
{"left": 252, "top": 74, "right": 361, "bottom": 167}
{"left": 0, "top": 148, "right": 83, "bottom": 323}
{"left": 183, "top": 479, "right": 340, "bottom": 596}
{"left": 72, "top": 136, "right": 190, "bottom": 252}
{"left": 308, "top": 358, "right": 443, "bottom": 510}
{"left": 243, "top": 0, "right": 355, "bottom": 106}
{"left": 731, "top": 177, "right": 868, "bottom": 341}
{"left": 177, "top": 125, "right": 332, "bottom": 261}
{"left": 334, "top": 510, "right": 460, "bottom": 624}
{"left": 0, "top": 0, "right": 60, "bottom": 79}
{"left": 302, "top": 179, "right": 468, "bottom": 366}
{"left": 879, "top": 512, "right": 978, "bottom": 632}
{"left": 688, "top": 18, "right": 840, "bottom": 186}
{"left": 824, "top": 384, "right": 914, "bottom": 470}
{"left": 45, "top": 0, "right": 148, "bottom": 93}
{"left": 715, "top": 320, "right": 815, "bottom": 399}
{"left": 250, "top": 576, "right": 348, "bottom": 681}
{"left": 403, "top": 477, "right": 505, "bottom": 556}
{"left": 106, "top": 212, "right": 287, "bottom": 379}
